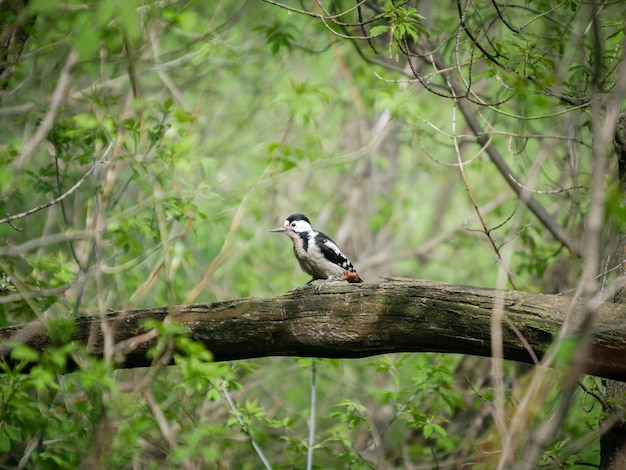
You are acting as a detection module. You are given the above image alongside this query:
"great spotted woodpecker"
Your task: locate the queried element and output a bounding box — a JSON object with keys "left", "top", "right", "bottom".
{"left": 271, "top": 213, "right": 363, "bottom": 293}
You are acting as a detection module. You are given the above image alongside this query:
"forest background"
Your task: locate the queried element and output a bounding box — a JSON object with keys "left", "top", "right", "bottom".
{"left": 1, "top": 0, "right": 625, "bottom": 469}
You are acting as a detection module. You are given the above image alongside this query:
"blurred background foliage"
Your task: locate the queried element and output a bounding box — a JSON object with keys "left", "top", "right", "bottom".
{"left": 0, "top": 0, "right": 624, "bottom": 468}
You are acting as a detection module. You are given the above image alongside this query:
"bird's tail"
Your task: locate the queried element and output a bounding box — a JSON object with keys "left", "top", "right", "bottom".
{"left": 345, "top": 270, "right": 363, "bottom": 283}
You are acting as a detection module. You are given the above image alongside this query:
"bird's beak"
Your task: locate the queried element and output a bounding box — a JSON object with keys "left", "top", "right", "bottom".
{"left": 271, "top": 227, "right": 286, "bottom": 233}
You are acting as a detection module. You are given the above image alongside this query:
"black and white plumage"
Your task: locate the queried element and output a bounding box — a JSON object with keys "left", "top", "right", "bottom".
{"left": 271, "top": 213, "right": 363, "bottom": 293}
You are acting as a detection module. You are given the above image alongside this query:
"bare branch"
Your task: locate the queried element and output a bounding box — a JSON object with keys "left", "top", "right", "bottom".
{"left": 0, "top": 150, "right": 110, "bottom": 227}
{"left": 453, "top": 87, "right": 584, "bottom": 256}
{"left": 0, "top": 230, "right": 96, "bottom": 256}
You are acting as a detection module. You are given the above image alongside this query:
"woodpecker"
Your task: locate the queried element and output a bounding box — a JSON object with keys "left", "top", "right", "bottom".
{"left": 271, "top": 213, "right": 363, "bottom": 293}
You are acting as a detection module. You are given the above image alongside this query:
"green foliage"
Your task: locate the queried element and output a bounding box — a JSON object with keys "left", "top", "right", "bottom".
{"left": 0, "top": 0, "right": 622, "bottom": 467}
{"left": 254, "top": 20, "right": 296, "bottom": 52}
{"left": 371, "top": 2, "right": 426, "bottom": 59}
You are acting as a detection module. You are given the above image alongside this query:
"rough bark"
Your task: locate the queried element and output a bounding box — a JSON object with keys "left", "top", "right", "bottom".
{"left": 0, "top": 0, "right": 34, "bottom": 102}
{"left": 1, "top": 278, "right": 626, "bottom": 380}
{"left": 614, "top": 114, "right": 626, "bottom": 188}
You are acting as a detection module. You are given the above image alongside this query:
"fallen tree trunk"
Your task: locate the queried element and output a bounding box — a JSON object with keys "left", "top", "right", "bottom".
{"left": 1, "top": 279, "right": 625, "bottom": 380}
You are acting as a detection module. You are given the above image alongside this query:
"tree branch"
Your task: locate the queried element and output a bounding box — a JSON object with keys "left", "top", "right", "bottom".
{"left": 1, "top": 279, "right": 625, "bottom": 380}
{"left": 426, "top": 51, "right": 585, "bottom": 257}
{"left": 0, "top": 150, "right": 109, "bottom": 227}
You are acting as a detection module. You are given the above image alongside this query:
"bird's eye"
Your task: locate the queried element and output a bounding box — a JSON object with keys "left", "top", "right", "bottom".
{"left": 291, "top": 222, "right": 296, "bottom": 227}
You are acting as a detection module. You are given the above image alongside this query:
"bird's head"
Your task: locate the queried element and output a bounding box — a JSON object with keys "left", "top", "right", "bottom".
{"left": 271, "top": 213, "right": 313, "bottom": 238}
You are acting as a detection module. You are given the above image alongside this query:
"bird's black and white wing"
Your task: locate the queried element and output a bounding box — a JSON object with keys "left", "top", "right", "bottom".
{"left": 316, "top": 232, "right": 355, "bottom": 271}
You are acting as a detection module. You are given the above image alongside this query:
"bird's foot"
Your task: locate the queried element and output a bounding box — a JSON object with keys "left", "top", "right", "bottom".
{"left": 293, "top": 283, "right": 314, "bottom": 292}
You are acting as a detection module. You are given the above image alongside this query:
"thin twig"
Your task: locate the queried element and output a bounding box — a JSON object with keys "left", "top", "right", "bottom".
{"left": 504, "top": 6, "right": 626, "bottom": 468}
{"left": 447, "top": 82, "right": 517, "bottom": 287}
{"left": 306, "top": 359, "right": 317, "bottom": 470}
{"left": 454, "top": 93, "right": 584, "bottom": 257}
{"left": 0, "top": 282, "right": 75, "bottom": 304}
{"left": 0, "top": 230, "right": 96, "bottom": 256}
{"left": 222, "top": 384, "right": 273, "bottom": 470}
{"left": 144, "top": 390, "right": 178, "bottom": 452}
{"left": 505, "top": 171, "right": 586, "bottom": 195}
{"left": 0, "top": 149, "right": 111, "bottom": 227}
{"left": 113, "top": 329, "right": 159, "bottom": 358}
{"left": 398, "top": 44, "right": 585, "bottom": 256}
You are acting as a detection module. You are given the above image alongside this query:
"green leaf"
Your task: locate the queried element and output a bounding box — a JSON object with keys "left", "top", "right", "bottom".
{"left": 254, "top": 21, "right": 295, "bottom": 52}
{"left": 370, "top": 25, "right": 390, "bottom": 37}
{"left": 28, "top": 0, "right": 62, "bottom": 13}
{"left": 0, "top": 430, "right": 10, "bottom": 453}
{"left": 206, "top": 387, "right": 220, "bottom": 402}
{"left": 4, "top": 425, "right": 20, "bottom": 442}
{"left": 10, "top": 344, "right": 39, "bottom": 362}
{"left": 423, "top": 422, "right": 447, "bottom": 440}
{"left": 74, "top": 18, "right": 100, "bottom": 59}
